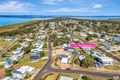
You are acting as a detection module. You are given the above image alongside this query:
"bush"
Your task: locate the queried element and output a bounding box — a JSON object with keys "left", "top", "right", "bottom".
{"left": 5, "top": 69, "right": 12, "bottom": 77}
{"left": 81, "top": 55, "right": 94, "bottom": 68}
{"left": 82, "top": 76, "right": 90, "bottom": 80}
{"left": 40, "top": 51, "right": 46, "bottom": 57}
{"left": 12, "top": 60, "right": 18, "bottom": 65}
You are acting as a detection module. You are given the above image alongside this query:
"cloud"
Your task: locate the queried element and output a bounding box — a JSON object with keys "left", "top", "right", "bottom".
{"left": 0, "top": 1, "right": 34, "bottom": 13}
{"left": 44, "top": 7, "right": 89, "bottom": 13}
{"left": 42, "top": 0, "right": 64, "bottom": 4}
{"left": 93, "top": 4, "right": 102, "bottom": 9}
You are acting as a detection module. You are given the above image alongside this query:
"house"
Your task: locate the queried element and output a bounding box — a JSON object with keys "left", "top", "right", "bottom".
{"left": 64, "top": 47, "right": 72, "bottom": 51}
{"left": 0, "top": 69, "right": 5, "bottom": 77}
{"left": 72, "top": 51, "right": 78, "bottom": 55}
{"left": 59, "top": 76, "right": 73, "bottom": 80}
{"left": 4, "top": 59, "right": 13, "bottom": 68}
{"left": 102, "top": 43, "right": 113, "bottom": 51}
{"left": 98, "top": 39, "right": 105, "bottom": 43}
{"left": 31, "top": 48, "right": 41, "bottom": 56}
{"left": 13, "top": 47, "right": 23, "bottom": 55}
{"left": 64, "top": 34, "right": 71, "bottom": 37}
{"left": 30, "top": 56, "right": 40, "bottom": 62}
{"left": 49, "top": 22, "right": 56, "bottom": 29}
{"left": 25, "top": 38, "right": 32, "bottom": 42}
{"left": 4, "top": 36, "right": 15, "bottom": 41}
{"left": 62, "top": 44, "right": 68, "bottom": 48}
{"left": 79, "top": 55, "right": 85, "bottom": 61}
{"left": 20, "top": 41, "right": 28, "bottom": 48}
{"left": 72, "top": 38, "right": 79, "bottom": 42}
{"left": 91, "top": 52, "right": 113, "bottom": 65}
{"left": 112, "top": 37, "right": 120, "bottom": 42}
{"left": 80, "top": 32, "right": 87, "bottom": 37}
{"left": 3, "top": 77, "right": 21, "bottom": 80}
{"left": 59, "top": 54, "right": 71, "bottom": 64}
{"left": 10, "top": 55, "right": 21, "bottom": 61}
{"left": 12, "top": 66, "right": 35, "bottom": 79}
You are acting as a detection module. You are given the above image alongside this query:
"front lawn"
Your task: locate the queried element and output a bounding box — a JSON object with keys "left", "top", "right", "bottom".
{"left": 13, "top": 54, "right": 48, "bottom": 69}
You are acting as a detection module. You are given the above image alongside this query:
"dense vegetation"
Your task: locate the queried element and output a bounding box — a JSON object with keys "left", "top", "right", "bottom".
{"left": 0, "top": 18, "right": 120, "bottom": 37}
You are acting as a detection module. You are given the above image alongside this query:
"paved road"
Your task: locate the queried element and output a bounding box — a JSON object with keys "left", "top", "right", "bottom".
{"left": 33, "top": 33, "right": 120, "bottom": 80}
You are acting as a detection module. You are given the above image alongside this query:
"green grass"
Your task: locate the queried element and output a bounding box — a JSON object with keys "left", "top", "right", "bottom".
{"left": 104, "top": 65, "right": 120, "bottom": 70}
{"left": 13, "top": 54, "right": 48, "bottom": 69}
{"left": 0, "top": 37, "right": 16, "bottom": 50}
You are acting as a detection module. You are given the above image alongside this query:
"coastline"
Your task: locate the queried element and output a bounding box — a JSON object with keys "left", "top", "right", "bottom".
{"left": 0, "top": 20, "right": 40, "bottom": 33}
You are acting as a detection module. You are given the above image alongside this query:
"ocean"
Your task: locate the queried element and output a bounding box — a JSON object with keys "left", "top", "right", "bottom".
{"left": 0, "top": 16, "right": 120, "bottom": 27}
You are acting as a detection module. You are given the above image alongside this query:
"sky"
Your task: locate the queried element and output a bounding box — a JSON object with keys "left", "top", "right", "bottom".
{"left": 0, "top": 0, "right": 120, "bottom": 16}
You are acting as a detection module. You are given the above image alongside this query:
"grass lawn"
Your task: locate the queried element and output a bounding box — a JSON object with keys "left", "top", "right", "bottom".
{"left": 0, "top": 37, "right": 16, "bottom": 50}
{"left": 104, "top": 65, "right": 120, "bottom": 70}
{"left": 44, "top": 73, "right": 59, "bottom": 80}
{"left": 43, "top": 72, "right": 110, "bottom": 80}
{"left": 0, "top": 57, "right": 5, "bottom": 62}
{"left": 13, "top": 54, "right": 48, "bottom": 69}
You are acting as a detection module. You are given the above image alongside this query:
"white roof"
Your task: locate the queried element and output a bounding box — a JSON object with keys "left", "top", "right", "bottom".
{"left": 60, "top": 76, "right": 73, "bottom": 80}
{"left": 17, "top": 66, "right": 35, "bottom": 74}
{"left": 61, "top": 57, "right": 69, "bottom": 64}
{"left": 99, "top": 57, "right": 113, "bottom": 62}
{"left": 27, "top": 67, "right": 35, "bottom": 73}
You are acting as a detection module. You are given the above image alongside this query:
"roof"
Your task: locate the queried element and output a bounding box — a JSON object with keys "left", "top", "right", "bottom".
{"left": 64, "top": 47, "right": 71, "bottom": 50}
{"left": 16, "top": 66, "right": 34, "bottom": 74}
{"left": 3, "top": 77, "right": 21, "bottom": 80}
{"left": 99, "top": 57, "right": 113, "bottom": 62}
{"left": 72, "top": 51, "right": 78, "bottom": 55}
{"left": 0, "top": 69, "right": 5, "bottom": 76}
{"left": 60, "top": 76, "right": 73, "bottom": 80}
{"left": 61, "top": 58, "right": 69, "bottom": 64}
{"left": 12, "top": 70, "right": 23, "bottom": 75}
{"left": 30, "top": 56, "right": 40, "bottom": 60}
{"left": 79, "top": 55, "right": 85, "bottom": 61}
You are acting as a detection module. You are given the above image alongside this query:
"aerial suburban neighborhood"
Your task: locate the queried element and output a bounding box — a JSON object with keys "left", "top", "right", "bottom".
{"left": 0, "top": 17, "right": 120, "bottom": 80}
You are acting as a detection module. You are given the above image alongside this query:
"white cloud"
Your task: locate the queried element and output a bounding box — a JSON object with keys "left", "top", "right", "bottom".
{"left": 93, "top": 4, "right": 102, "bottom": 9}
{"left": 0, "top": 1, "right": 34, "bottom": 13}
{"left": 42, "top": 0, "right": 64, "bottom": 4}
{"left": 45, "top": 7, "right": 89, "bottom": 13}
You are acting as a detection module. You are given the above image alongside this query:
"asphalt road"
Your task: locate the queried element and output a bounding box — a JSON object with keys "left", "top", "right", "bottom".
{"left": 32, "top": 33, "right": 120, "bottom": 80}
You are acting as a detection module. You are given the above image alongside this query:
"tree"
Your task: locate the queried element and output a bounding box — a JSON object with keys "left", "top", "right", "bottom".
{"left": 81, "top": 55, "right": 94, "bottom": 68}
{"left": 82, "top": 76, "right": 90, "bottom": 80}
{"left": 12, "top": 60, "right": 18, "bottom": 65}
{"left": 5, "top": 69, "right": 12, "bottom": 76}
{"left": 40, "top": 51, "right": 46, "bottom": 57}
{"left": 43, "top": 43, "right": 47, "bottom": 48}
{"left": 1, "top": 54, "right": 6, "bottom": 58}
{"left": 23, "top": 47, "right": 31, "bottom": 54}
{"left": 53, "top": 39, "right": 59, "bottom": 47}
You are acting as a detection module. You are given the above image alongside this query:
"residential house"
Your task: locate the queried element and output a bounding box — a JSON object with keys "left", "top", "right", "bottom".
{"left": 12, "top": 66, "right": 35, "bottom": 79}
{"left": 112, "top": 37, "right": 120, "bottom": 43}
{"left": 13, "top": 47, "right": 23, "bottom": 55}
{"left": 91, "top": 51, "right": 113, "bottom": 65}
{"left": 4, "top": 59, "right": 13, "bottom": 68}
{"left": 59, "top": 54, "right": 71, "bottom": 64}
{"left": 30, "top": 56, "right": 40, "bottom": 62}
{"left": 72, "top": 51, "right": 79, "bottom": 55}
{"left": 64, "top": 34, "right": 71, "bottom": 37}
{"left": 4, "top": 36, "right": 15, "bottom": 41}
{"left": 3, "top": 77, "right": 21, "bottom": 80}
{"left": 102, "top": 43, "right": 113, "bottom": 51}
{"left": 59, "top": 76, "right": 73, "bottom": 80}
{"left": 10, "top": 55, "right": 21, "bottom": 61}
{"left": 79, "top": 55, "right": 85, "bottom": 61}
